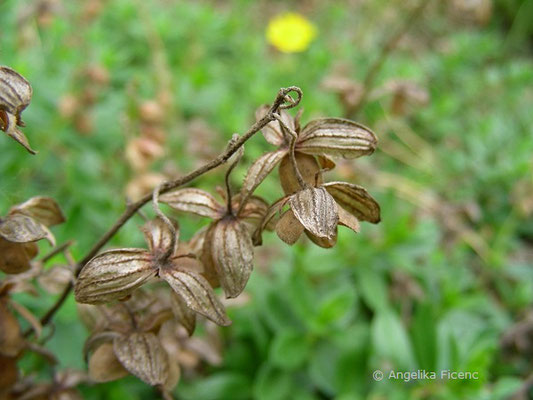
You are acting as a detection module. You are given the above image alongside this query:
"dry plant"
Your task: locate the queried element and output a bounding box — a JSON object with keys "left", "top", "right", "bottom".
{"left": 0, "top": 65, "right": 381, "bottom": 398}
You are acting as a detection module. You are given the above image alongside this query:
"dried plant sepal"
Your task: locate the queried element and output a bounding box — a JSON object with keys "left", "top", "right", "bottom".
{"left": 9, "top": 197, "right": 65, "bottom": 227}
{"left": 323, "top": 181, "right": 381, "bottom": 223}
{"left": 10, "top": 300, "right": 42, "bottom": 339}
{"left": 0, "top": 66, "right": 32, "bottom": 113}
{"left": 305, "top": 230, "right": 337, "bottom": 248}
{"left": 141, "top": 217, "right": 179, "bottom": 256}
{"left": 74, "top": 249, "right": 156, "bottom": 304}
{"left": 161, "top": 268, "right": 230, "bottom": 326}
{"left": 338, "top": 206, "right": 360, "bottom": 233}
{"left": 289, "top": 187, "right": 338, "bottom": 239}
{"left": 0, "top": 238, "right": 36, "bottom": 274}
{"left": 252, "top": 197, "right": 289, "bottom": 246}
{"left": 88, "top": 343, "right": 128, "bottom": 383}
{"left": 275, "top": 210, "right": 304, "bottom": 245}
{"left": 165, "top": 360, "right": 181, "bottom": 391}
{"left": 279, "top": 152, "right": 323, "bottom": 195}
{"left": 211, "top": 216, "right": 254, "bottom": 298}
{"left": 160, "top": 188, "right": 224, "bottom": 219}
{"left": 255, "top": 105, "right": 292, "bottom": 146}
{"left": 170, "top": 291, "right": 196, "bottom": 335}
{"left": 0, "top": 302, "right": 24, "bottom": 357}
{"left": 2, "top": 113, "right": 36, "bottom": 154}
{"left": 113, "top": 332, "right": 169, "bottom": 386}
{"left": 0, "top": 66, "right": 35, "bottom": 154}
{"left": 0, "top": 214, "right": 49, "bottom": 243}
{"left": 236, "top": 195, "right": 269, "bottom": 226}
{"left": 298, "top": 118, "right": 377, "bottom": 159}
{"left": 240, "top": 149, "right": 287, "bottom": 202}
{"left": 0, "top": 354, "right": 19, "bottom": 390}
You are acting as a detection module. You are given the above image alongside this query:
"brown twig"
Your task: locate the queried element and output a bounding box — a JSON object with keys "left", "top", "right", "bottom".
{"left": 30, "top": 86, "right": 303, "bottom": 334}
{"left": 348, "top": 0, "right": 431, "bottom": 117}
{"left": 40, "top": 240, "right": 74, "bottom": 263}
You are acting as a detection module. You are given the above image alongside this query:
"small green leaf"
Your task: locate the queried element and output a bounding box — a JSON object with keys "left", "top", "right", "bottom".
{"left": 253, "top": 364, "right": 292, "bottom": 400}
{"left": 269, "top": 330, "right": 311, "bottom": 370}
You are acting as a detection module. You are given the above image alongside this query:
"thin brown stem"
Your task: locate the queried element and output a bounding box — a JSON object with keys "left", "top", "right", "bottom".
{"left": 31, "top": 86, "right": 302, "bottom": 334}
{"left": 348, "top": 0, "right": 430, "bottom": 117}
{"left": 40, "top": 241, "right": 74, "bottom": 263}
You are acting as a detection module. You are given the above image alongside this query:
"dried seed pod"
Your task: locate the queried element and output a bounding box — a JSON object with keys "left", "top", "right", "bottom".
{"left": 210, "top": 216, "right": 254, "bottom": 298}
{"left": 278, "top": 152, "right": 323, "bottom": 195}
{"left": 113, "top": 332, "right": 169, "bottom": 386}
{"left": 8, "top": 196, "right": 65, "bottom": 227}
{"left": 0, "top": 238, "right": 37, "bottom": 274}
{"left": 323, "top": 181, "right": 381, "bottom": 223}
{"left": 141, "top": 217, "right": 178, "bottom": 257}
{"left": 160, "top": 188, "right": 224, "bottom": 219}
{"left": 0, "top": 66, "right": 34, "bottom": 154}
{"left": 161, "top": 267, "right": 230, "bottom": 326}
{"left": 88, "top": 343, "right": 128, "bottom": 383}
{"left": 289, "top": 187, "right": 338, "bottom": 239}
{"left": 170, "top": 291, "right": 196, "bottom": 336}
{"left": 75, "top": 249, "right": 156, "bottom": 304}
{"left": 297, "top": 118, "right": 377, "bottom": 159}
{"left": 0, "top": 214, "right": 51, "bottom": 244}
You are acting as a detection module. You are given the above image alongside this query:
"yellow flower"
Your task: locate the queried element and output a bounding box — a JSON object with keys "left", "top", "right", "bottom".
{"left": 266, "top": 12, "right": 317, "bottom": 53}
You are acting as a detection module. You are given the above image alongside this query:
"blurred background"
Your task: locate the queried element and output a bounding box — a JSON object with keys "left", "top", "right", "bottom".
{"left": 1, "top": 0, "right": 533, "bottom": 398}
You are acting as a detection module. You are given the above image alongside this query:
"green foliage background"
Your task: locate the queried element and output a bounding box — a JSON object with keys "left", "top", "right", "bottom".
{"left": 1, "top": 0, "right": 533, "bottom": 399}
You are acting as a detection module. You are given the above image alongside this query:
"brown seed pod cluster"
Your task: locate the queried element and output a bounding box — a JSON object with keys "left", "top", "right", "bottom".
{"left": 1, "top": 81, "right": 381, "bottom": 394}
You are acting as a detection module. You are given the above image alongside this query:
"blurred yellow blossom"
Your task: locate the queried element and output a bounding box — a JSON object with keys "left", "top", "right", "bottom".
{"left": 266, "top": 12, "right": 317, "bottom": 53}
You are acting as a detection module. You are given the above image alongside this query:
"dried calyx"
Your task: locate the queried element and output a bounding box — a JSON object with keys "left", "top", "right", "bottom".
{"left": 0, "top": 66, "right": 35, "bottom": 154}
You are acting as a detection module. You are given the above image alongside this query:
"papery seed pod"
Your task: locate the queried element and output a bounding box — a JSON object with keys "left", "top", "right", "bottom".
{"left": 160, "top": 267, "right": 230, "bottom": 326}
{"left": 160, "top": 188, "right": 225, "bottom": 219}
{"left": 0, "top": 214, "right": 52, "bottom": 244}
{"left": 141, "top": 217, "right": 178, "bottom": 257}
{"left": 0, "top": 238, "right": 38, "bottom": 274}
{"left": 88, "top": 343, "right": 128, "bottom": 383}
{"left": 9, "top": 196, "right": 65, "bottom": 227}
{"left": 170, "top": 291, "right": 196, "bottom": 336}
{"left": 0, "top": 301, "right": 24, "bottom": 357}
{"left": 113, "top": 332, "right": 169, "bottom": 386}
{"left": 278, "top": 152, "right": 323, "bottom": 195}
{"left": 210, "top": 216, "right": 254, "bottom": 298}
{"left": 297, "top": 118, "right": 377, "bottom": 159}
{"left": 0, "top": 66, "right": 35, "bottom": 154}
{"left": 289, "top": 187, "right": 338, "bottom": 239}
{"left": 75, "top": 249, "right": 156, "bottom": 304}
{"left": 323, "top": 181, "right": 381, "bottom": 223}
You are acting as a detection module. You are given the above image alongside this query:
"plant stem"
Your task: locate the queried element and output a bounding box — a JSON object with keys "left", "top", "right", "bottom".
{"left": 29, "top": 86, "right": 302, "bottom": 334}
